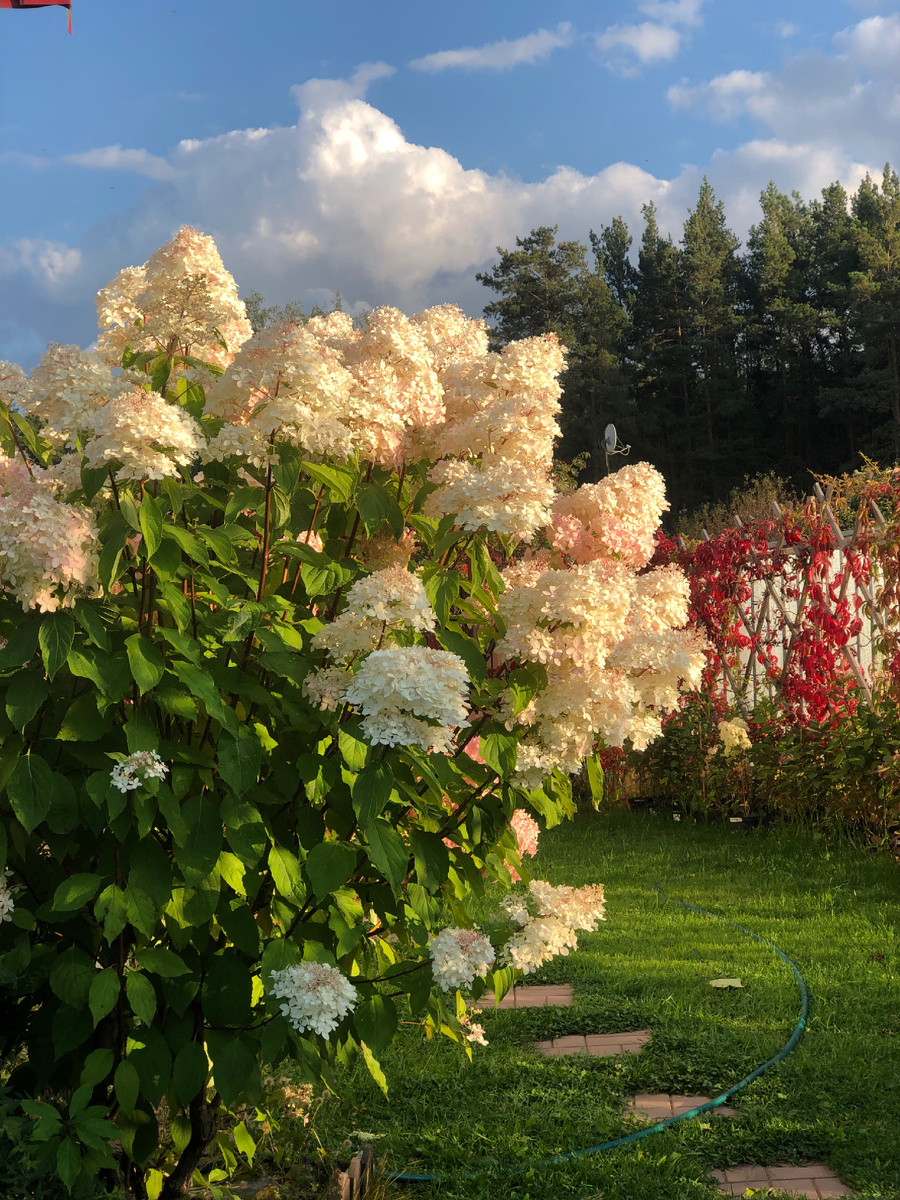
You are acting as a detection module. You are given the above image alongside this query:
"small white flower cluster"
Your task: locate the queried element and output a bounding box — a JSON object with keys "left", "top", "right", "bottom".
{"left": 0, "top": 871, "right": 16, "bottom": 923}
{"left": 110, "top": 750, "right": 168, "bottom": 793}
{"left": 501, "top": 879, "right": 606, "bottom": 975}
{"left": 83, "top": 385, "right": 204, "bottom": 481}
{"left": 459, "top": 1006, "right": 489, "bottom": 1047}
{"left": 719, "top": 718, "right": 752, "bottom": 757}
{"left": 343, "top": 646, "right": 470, "bottom": 754}
{"left": 428, "top": 927, "right": 496, "bottom": 992}
{"left": 270, "top": 962, "right": 358, "bottom": 1037}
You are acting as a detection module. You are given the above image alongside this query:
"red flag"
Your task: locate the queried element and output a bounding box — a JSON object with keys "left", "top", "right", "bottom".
{"left": 0, "top": 0, "right": 71, "bottom": 34}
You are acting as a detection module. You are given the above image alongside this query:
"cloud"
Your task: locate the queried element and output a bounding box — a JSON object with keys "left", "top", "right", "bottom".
{"left": 409, "top": 23, "right": 573, "bottom": 72}
{"left": 0, "top": 61, "right": 887, "bottom": 364}
{"left": 595, "top": 22, "right": 682, "bottom": 68}
{"left": 62, "top": 145, "right": 178, "bottom": 181}
{"left": 638, "top": 0, "right": 705, "bottom": 26}
{"left": 666, "top": 14, "right": 900, "bottom": 164}
{"left": 777, "top": 21, "right": 798, "bottom": 38}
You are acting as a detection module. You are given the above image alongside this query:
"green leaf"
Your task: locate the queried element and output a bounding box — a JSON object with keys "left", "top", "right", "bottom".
{"left": 57, "top": 692, "right": 111, "bottom": 742}
{"left": 586, "top": 753, "right": 604, "bottom": 810}
{"left": 365, "top": 820, "right": 408, "bottom": 890}
{"left": 359, "top": 1041, "right": 389, "bottom": 1098}
{"left": 139, "top": 491, "right": 163, "bottom": 559}
{"left": 356, "top": 482, "right": 404, "bottom": 536}
{"left": 268, "top": 847, "right": 305, "bottom": 904}
{"left": 126, "top": 634, "right": 165, "bottom": 694}
{"left": 233, "top": 1120, "right": 256, "bottom": 1164}
{"left": 409, "top": 829, "right": 450, "bottom": 891}
{"left": 38, "top": 611, "right": 75, "bottom": 681}
{"left": 174, "top": 795, "right": 223, "bottom": 885}
{"left": 126, "top": 972, "right": 157, "bottom": 1025}
{"left": 210, "top": 1035, "right": 259, "bottom": 1108}
{"left": 351, "top": 762, "right": 393, "bottom": 828}
{"left": 89, "top": 967, "right": 120, "bottom": 1027}
{"left": 0, "top": 620, "right": 39, "bottom": 670}
{"left": 137, "top": 947, "right": 190, "bottom": 978}
{"left": 95, "top": 885, "right": 128, "bottom": 944}
{"left": 302, "top": 560, "right": 344, "bottom": 597}
{"left": 80, "top": 460, "right": 110, "bottom": 503}
{"left": 5, "top": 670, "right": 49, "bottom": 732}
{"left": 302, "top": 461, "right": 356, "bottom": 503}
{"left": 129, "top": 1029, "right": 172, "bottom": 1108}
{"left": 50, "top": 947, "right": 96, "bottom": 1007}
{"left": 218, "top": 730, "right": 262, "bottom": 796}
{"left": 422, "top": 568, "right": 461, "bottom": 626}
{"left": 52, "top": 874, "right": 103, "bottom": 913}
{"left": 173, "top": 1041, "right": 208, "bottom": 1106}
{"left": 479, "top": 724, "right": 517, "bottom": 780}
{"left": 353, "top": 994, "right": 398, "bottom": 1054}
{"left": 436, "top": 629, "right": 485, "bottom": 685}
{"left": 114, "top": 1059, "right": 140, "bottom": 1113}
{"left": 73, "top": 600, "right": 110, "bottom": 650}
{"left": 304, "top": 842, "right": 357, "bottom": 899}
{"left": 57, "top": 1137, "right": 82, "bottom": 1191}
{"left": 8, "top": 753, "right": 53, "bottom": 833}
{"left": 172, "top": 661, "right": 237, "bottom": 735}
{"left": 338, "top": 724, "right": 368, "bottom": 772}
{"left": 162, "top": 524, "right": 209, "bottom": 566}
{"left": 81, "top": 1048, "right": 114, "bottom": 1088}
{"left": 202, "top": 951, "right": 252, "bottom": 1027}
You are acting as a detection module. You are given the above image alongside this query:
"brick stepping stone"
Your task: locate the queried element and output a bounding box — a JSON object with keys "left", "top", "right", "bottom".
{"left": 712, "top": 1163, "right": 852, "bottom": 1198}
{"left": 533, "top": 1029, "right": 651, "bottom": 1057}
{"left": 627, "top": 1093, "right": 737, "bottom": 1121}
{"left": 481, "top": 983, "right": 574, "bottom": 1009}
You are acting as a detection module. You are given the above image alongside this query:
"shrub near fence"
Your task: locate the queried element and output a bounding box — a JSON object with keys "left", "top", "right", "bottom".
{"left": 622, "top": 466, "right": 900, "bottom": 831}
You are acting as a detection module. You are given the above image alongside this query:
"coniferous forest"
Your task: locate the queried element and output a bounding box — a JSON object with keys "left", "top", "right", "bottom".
{"left": 476, "top": 166, "right": 900, "bottom": 517}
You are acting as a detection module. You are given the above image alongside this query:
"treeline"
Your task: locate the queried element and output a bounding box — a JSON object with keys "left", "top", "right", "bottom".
{"left": 477, "top": 166, "right": 900, "bottom": 517}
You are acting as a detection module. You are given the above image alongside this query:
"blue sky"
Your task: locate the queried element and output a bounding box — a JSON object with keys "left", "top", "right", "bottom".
{"left": 2, "top": 0, "right": 899, "bottom": 363}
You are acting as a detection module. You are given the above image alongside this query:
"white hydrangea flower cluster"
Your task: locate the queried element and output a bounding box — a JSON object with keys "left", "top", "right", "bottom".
{"left": 343, "top": 646, "right": 470, "bottom": 754}
{"left": 428, "top": 927, "right": 496, "bottom": 992}
{"left": 96, "top": 226, "right": 252, "bottom": 371}
{"left": 269, "top": 962, "right": 358, "bottom": 1037}
{"left": 312, "top": 565, "right": 436, "bottom": 661}
{"left": 110, "top": 750, "right": 168, "bottom": 793}
{"left": 501, "top": 879, "right": 606, "bottom": 974}
{"left": 83, "top": 385, "right": 204, "bottom": 481}
{"left": 0, "top": 361, "right": 27, "bottom": 406}
{"left": 423, "top": 334, "right": 564, "bottom": 539}
{"left": 0, "top": 871, "right": 15, "bottom": 923}
{"left": 0, "top": 457, "right": 99, "bottom": 612}
{"left": 18, "top": 344, "right": 120, "bottom": 447}
{"left": 719, "top": 717, "right": 752, "bottom": 756}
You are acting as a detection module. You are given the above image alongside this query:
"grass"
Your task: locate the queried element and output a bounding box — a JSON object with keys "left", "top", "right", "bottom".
{"left": 282, "top": 810, "right": 900, "bottom": 1200}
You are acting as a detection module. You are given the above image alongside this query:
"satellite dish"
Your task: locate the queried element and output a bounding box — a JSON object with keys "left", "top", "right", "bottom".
{"left": 602, "top": 423, "right": 631, "bottom": 474}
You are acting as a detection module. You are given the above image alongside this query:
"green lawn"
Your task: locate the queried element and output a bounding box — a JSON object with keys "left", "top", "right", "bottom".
{"left": 289, "top": 811, "right": 900, "bottom": 1200}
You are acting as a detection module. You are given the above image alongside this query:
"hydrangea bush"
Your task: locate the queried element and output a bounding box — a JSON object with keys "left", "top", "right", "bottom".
{"left": 0, "top": 227, "right": 704, "bottom": 1197}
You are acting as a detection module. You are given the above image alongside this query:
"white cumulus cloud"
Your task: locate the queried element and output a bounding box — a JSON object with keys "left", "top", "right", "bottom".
{"left": 62, "top": 145, "right": 178, "bottom": 181}
{"left": 595, "top": 22, "right": 682, "bottom": 68}
{"left": 409, "top": 23, "right": 574, "bottom": 72}
{"left": 638, "top": 0, "right": 705, "bottom": 26}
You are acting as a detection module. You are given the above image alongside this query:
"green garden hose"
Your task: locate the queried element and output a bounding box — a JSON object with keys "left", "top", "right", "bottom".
{"left": 380, "top": 885, "right": 809, "bottom": 1184}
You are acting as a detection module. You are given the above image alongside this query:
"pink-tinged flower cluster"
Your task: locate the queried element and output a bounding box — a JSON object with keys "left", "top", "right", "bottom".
{"left": 269, "top": 962, "right": 357, "bottom": 1037}
{"left": 0, "top": 361, "right": 27, "bottom": 406}
{"left": 0, "top": 457, "right": 99, "bottom": 611}
{"left": 501, "top": 879, "right": 606, "bottom": 974}
{"left": 19, "top": 343, "right": 119, "bottom": 447}
{"left": 507, "top": 809, "right": 540, "bottom": 882}
{"left": 428, "top": 927, "right": 496, "bottom": 992}
{"left": 83, "top": 385, "right": 203, "bottom": 480}
{"left": 110, "top": 750, "right": 168, "bottom": 793}
{"left": 342, "top": 646, "right": 470, "bottom": 754}
{"left": 548, "top": 462, "right": 669, "bottom": 568}
{"left": 96, "top": 226, "right": 252, "bottom": 371}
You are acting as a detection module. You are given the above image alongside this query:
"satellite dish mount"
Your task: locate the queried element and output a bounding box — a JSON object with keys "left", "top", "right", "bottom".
{"left": 603, "top": 423, "right": 631, "bottom": 475}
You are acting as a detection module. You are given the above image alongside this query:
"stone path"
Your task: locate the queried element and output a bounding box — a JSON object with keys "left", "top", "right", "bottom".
{"left": 481, "top": 983, "right": 574, "bottom": 1009}
{"left": 534, "top": 1029, "right": 652, "bottom": 1057}
{"left": 711, "top": 1163, "right": 852, "bottom": 1198}
{"left": 627, "top": 1093, "right": 737, "bottom": 1120}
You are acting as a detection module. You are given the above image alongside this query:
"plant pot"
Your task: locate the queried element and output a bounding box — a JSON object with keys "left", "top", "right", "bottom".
{"left": 628, "top": 796, "right": 655, "bottom": 812}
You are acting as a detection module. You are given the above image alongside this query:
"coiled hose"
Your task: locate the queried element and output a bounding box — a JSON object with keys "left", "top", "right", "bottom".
{"left": 381, "top": 885, "right": 809, "bottom": 1185}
